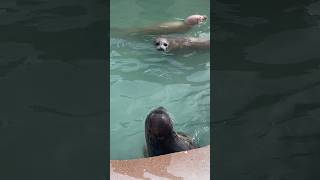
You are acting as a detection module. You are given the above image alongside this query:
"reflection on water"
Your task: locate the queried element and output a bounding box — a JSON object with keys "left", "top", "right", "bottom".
{"left": 110, "top": 0, "right": 210, "bottom": 160}
{"left": 213, "top": 0, "right": 320, "bottom": 179}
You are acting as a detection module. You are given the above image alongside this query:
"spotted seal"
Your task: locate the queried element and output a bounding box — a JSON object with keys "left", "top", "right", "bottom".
{"left": 154, "top": 36, "right": 210, "bottom": 52}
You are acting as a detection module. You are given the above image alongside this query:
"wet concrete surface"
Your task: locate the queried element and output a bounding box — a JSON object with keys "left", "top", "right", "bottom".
{"left": 110, "top": 145, "right": 210, "bottom": 180}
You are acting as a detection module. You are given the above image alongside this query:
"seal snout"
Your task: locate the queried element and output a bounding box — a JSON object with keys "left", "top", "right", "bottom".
{"left": 157, "top": 47, "right": 165, "bottom": 51}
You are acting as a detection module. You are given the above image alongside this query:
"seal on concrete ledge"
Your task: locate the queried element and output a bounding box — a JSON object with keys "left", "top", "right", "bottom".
{"left": 145, "top": 107, "right": 198, "bottom": 157}
{"left": 154, "top": 36, "right": 210, "bottom": 52}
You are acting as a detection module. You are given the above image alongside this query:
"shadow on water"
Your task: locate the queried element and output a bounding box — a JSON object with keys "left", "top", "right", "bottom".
{"left": 213, "top": 0, "right": 320, "bottom": 179}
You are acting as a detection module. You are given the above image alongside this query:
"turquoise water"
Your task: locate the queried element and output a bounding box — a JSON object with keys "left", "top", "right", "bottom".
{"left": 110, "top": 0, "right": 210, "bottom": 160}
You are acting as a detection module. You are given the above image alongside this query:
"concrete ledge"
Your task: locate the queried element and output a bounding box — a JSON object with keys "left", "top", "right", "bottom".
{"left": 110, "top": 145, "right": 210, "bottom": 180}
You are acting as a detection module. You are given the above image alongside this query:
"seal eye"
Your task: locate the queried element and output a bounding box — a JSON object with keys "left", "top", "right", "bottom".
{"left": 155, "top": 42, "right": 160, "bottom": 46}
{"left": 163, "top": 43, "right": 168, "bottom": 47}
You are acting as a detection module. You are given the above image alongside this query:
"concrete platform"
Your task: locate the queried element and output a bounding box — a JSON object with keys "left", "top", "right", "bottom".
{"left": 110, "top": 145, "right": 210, "bottom": 180}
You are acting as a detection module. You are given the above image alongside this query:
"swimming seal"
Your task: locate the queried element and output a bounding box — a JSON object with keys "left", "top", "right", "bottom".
{"left": 154, "top": 36, "right": 210, "bottom": 52}
{"left": 135, "top": 14, "right": 207, "bottom": 35}
{"left": 111, "top": 14, "right": 207, "bottom": 37}
{"left": 145, "top": 107, "right": 198, "bottom": 157}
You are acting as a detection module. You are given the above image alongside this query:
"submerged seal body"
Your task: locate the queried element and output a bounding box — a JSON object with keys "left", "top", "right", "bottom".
{"left": 145, "top": 107, "right": 198, "bottom": 157}
{"left": 111, "top": 15, "right": 207, "bottom": 37}
{"left": 136, "top": 14, "right": 207, "bottom": 35}
{"left": 154, "top": 36, "right": 210, "bottom": 52}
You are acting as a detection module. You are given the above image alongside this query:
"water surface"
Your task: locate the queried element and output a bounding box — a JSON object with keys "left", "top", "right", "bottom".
{"left": 110, "top": 0, "right": 210, "bottom": 160}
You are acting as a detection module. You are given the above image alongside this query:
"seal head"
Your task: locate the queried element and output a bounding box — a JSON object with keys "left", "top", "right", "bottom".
{"left": 145, "top": 107, "right": 174, "bottom": 140}
{"left": 184, "top": 15, "right": 208, "bottom": 25}
{"left": 154, "top": 37, "right": 170, "bottom": 52}
{"left": 145, "top": 107, "right": 198, "bottom": 157}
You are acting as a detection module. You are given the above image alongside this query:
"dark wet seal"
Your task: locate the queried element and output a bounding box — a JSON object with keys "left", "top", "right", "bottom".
{"left": 145, "top": 106, "right": 198, "bottom": 157}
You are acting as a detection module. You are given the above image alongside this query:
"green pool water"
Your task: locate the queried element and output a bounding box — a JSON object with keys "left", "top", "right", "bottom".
{"left": 110, "top": 0, "right": 210, "bottom": 160}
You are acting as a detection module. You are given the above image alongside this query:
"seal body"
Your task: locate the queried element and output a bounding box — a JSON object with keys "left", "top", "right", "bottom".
{"left": 111, "top": 15, "right": 207, "bottom": 37}
{"left": 145, "top": 107, "right": 198, "bottom": 157}
{"left": 132, "top": 21, "right": 192, "bottom": 35}
{"left": 154, "top": 36, "right": 210, "bottom": 52}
